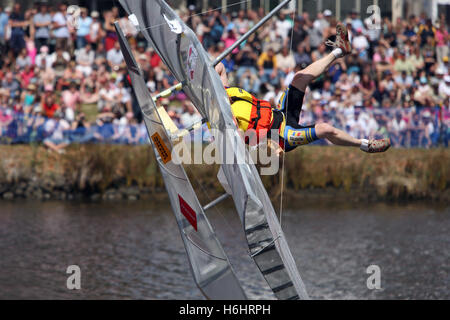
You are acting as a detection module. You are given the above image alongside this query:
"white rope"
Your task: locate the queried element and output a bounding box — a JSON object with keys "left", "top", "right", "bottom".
{"left": 279, "top": 7, "right": 296, "bottom": 226}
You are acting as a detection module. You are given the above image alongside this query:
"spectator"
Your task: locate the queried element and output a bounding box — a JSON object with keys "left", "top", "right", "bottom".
{"left": 276, "top": 10, "right": 293, "bottom": 41}
{"left": 435, "top": 22, "right": 449, "bottom": 66}
{"left": 180, "top": 101, "right": 202, "bottom": 128}
{"left": 9, "top": 3, "right": 27, "bottom": 54}
{"left": 0, "top": 7, "right": 9, "bottom": 55}
{"left": 86, "top": 11, "right": 101, "bottom": 50}
{"left": 422, "top": 111, "right": 436, "bottom": 147}
{"left": 2, "top": 72, "right": 21, "bottom": 100}
{"left": 52, "top": 3, "right": 70, "bottom": 51}
{"left": 235, "top": 42, "right": 259, "bottom": 78}
{"left": 394, "top": 50, "right": 415, "bottom": 75}
{"left": 276, "top": 46, "right": 296, "bottom": 77}
{"left": 41, "top": 92, "right": 59, "bottom": 118}
{"left": 106, "top": 41, "right": 124, "bottom": 71}
{"left": 233, "top": 10, "right": 249, "bottom": 36}
{"left": 76, "top": 43, "right": 95, "bottom": 76}
{"left": 439, "top": 75, "right": 450, "bottom": 99}
{"left": 62, "top": 81, "right": 81, "bottom": 114}
{"left": 16, "top": 48, "right": 31, "bottom": 69}
{"left": 33, "top": 4, "right": 51, "bottom": 51}
{"left": 288, "top": 16, "right": 309, "bottom": 51}
{"left": 353, "top": 28, "right": 369, "bottom": 55}
{"left": 51, "top": 47, "right": 70, "bottom": 79}
{"left": 294, "top": 42, "right": 312, "bottom": 67}
{"left": 408, "top": 46, "right": 425, "bottom": 72}
{"left": 418, "top": 19, "right": 436, "bottom": 47}
{"left": 389, "top": 111, "right": 407, "bottom": 146}
{"left": 350, "top": 9, "right": 364, "bottom": 32}
{"left": 76, "top": 8, "right": 92, "bottom": 49}
{"left": 258, "top": 46, "right": 280, "bottom": 87}
{"left": 43, "top": 110, "right": 71, "bottom": 153}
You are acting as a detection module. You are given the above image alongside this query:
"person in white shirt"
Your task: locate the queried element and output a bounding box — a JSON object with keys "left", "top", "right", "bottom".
{"left": 75, "top": 43, "right": 95, "bottom": 76}
{"left": 439, "top": 75, "right": 450, "bottom": 99}
{"left": 52, "top": 3, "right": 70, "bottom": 51}
{"left": 352, "top": 28, "right": 369, "bottom": 54}
{"left": 275, "top": 10, "right": 293, "bottom": 40}
{"left": 43, "top": 111, "right": 71, "bottom": 154}
{"left": 389, "top": 111, "right": 407, "bottom": 146}
{"left": 35, "top": 45, "right": 53, "bottom": 68}
{"left": 106, "top": 41, "right": 124, "bottom": 70}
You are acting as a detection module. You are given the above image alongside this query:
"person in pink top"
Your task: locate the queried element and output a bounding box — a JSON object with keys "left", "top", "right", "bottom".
{"left": 221, "top": 26, "right": 239, "bottom": 54}
{"left": 25, "top": 36, "right": 37, "bottom": 65}
{"left": 435, "top": 23, "right": 449, "bottom": 66}
{"left": 61, "top": 82, "right": 81, "bottom": 112}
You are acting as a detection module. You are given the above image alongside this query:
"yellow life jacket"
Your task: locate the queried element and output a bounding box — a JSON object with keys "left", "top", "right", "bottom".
{"left": 226, "top": 87, "right": 274, "bottom": 133}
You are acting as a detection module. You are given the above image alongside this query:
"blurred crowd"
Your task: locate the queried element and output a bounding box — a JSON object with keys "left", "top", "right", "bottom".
{"left": 0, "top": 2, "right": 449, "bottom": 152}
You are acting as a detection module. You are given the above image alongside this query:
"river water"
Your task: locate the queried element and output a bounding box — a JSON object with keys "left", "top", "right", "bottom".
{"left": 0, "top": 200, "right": 448, "bottom": 300}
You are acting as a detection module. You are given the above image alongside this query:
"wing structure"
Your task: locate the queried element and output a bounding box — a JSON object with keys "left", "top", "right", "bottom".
{"left": 115, "top": 22, "right": 247, "bottom": 300}
{"left": 119, "top": 0, "right": 309, "bottom": 300}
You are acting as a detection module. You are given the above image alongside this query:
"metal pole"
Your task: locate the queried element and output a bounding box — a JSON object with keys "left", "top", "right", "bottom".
{"left": 213, "top": 0, "right": 292, "bottom": 67}
{"left": 152, "top": 82, "right": 184, "bottom": 101}
{"left": 203, "top": 193, "right": 230, "bottom": 211}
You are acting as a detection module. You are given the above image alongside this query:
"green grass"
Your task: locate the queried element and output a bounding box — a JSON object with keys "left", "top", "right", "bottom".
{"left": 81, "top": 103, "right": 99, "bottom": 122}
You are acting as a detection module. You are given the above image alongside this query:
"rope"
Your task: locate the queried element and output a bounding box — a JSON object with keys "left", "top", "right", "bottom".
{"left": 278, "top": 6, "right": 296, "bottom": 227}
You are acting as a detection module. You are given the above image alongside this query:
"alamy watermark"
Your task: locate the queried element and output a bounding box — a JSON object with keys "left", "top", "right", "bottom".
{"left": 366, "top": 265, "right": 382, "bottom": 290}
{"left": 366, "top": 5, "right": 382, "bottom": 30}
{"left": 168, "top": 128, "right": 282, "bottom": 175}
{"left": 66, "top": 265, "right": 81, "bottom": 290}
{"left": 67, "top": 5, "right": 81, "bottom": 30}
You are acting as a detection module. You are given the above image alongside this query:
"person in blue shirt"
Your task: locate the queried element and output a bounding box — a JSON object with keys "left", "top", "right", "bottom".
{"left": 33, "top": 4, "right": 52, "bottom": 51}
{"left": 350, "top": 9, "right": 364, "bottom": 32}
{"left": 76, "top": 8, "right": 92, "bottom": 49}
{"left": 0, "top": 6, "right": 10, "bottom": 55}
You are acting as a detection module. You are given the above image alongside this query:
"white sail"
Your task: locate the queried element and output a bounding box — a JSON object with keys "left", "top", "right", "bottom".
{"left": 115, "top": 22, "right": 246, "bottom": 300}
{"left": 119, "top": 0, "right": 309, "bottom": 300}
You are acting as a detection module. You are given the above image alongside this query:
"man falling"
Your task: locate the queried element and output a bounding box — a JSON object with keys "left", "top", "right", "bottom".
{"left": 216, "top": 23, "right": 391, "bottom": 153}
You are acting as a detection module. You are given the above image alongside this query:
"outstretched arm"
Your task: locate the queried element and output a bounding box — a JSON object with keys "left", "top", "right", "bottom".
{"left": 215, "top": 62, "right": 229, "bottom": 87}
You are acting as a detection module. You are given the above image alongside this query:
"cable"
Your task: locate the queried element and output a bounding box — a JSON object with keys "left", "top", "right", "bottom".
{"left": 278, "top": 6, "right": 296, "bottom": 227}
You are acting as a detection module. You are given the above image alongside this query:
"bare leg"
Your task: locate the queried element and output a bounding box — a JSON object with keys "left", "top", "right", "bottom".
{"left": 291, "top": 53, "right": 338, "bottom": 92}
{"left": 315, "top": 123, "right": 361, "bottom": 147}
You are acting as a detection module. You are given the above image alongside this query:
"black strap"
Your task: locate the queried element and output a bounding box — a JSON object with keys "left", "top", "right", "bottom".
{"left": 252, "top": 100, "right": 262, "bottom": 129}
{"left": 230, "top": 97, "right": 273, "bottom": 130}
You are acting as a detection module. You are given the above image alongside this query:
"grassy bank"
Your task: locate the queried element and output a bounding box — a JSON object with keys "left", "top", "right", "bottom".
{"left": 0, "top": 145, "right": 448, "bottom": 202}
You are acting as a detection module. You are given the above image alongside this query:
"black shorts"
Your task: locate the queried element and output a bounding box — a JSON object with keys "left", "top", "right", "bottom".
{"left": 272, "top": 85, "right": 318, "bottom": 151}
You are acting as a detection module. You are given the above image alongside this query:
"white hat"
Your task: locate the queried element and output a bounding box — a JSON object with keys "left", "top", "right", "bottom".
{"left": 323, "top": 9, "right": 332, "bottom": 17}
{"left": 91, "top": 11, "right": 99, "bottom": 18}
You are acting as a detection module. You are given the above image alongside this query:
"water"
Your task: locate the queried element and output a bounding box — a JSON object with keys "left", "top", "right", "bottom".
{"left": 0, "top": 200, "right": 448, "bottom": 299}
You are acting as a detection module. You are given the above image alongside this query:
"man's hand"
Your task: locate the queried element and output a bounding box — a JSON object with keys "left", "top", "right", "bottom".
{"left": 215, "top": 62, "right": 229, "bottom": 87}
